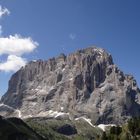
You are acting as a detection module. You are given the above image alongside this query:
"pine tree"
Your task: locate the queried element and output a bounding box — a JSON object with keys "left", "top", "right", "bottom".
{"left": 101, "top": 132, "right": 108, "bottom": 140}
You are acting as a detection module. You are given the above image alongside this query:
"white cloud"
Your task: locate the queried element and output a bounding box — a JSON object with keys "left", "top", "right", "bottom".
{"left": 69, "top": 33, "right": 76, "bottom": 40}
{"left": 0, "top": 34, "right": 38, "bottom": 56}
{"left": 0, "top": 5, "right": 38, "bottom": 73}
{"left": 0, "top": 55, "right": 26, "bottom": 72}
{"left": 0, "top": 5, "right": 9, "bottom": 35}
{"left": 0, "top": 5, "right": 10, "bottom": 18}
{"left": 0, "top": 34, "right": 38, "bottom": 72}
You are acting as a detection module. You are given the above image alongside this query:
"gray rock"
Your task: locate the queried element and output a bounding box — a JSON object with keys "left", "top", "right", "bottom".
{"left": 0, "top": 47, "right": 140, "bottom": 124}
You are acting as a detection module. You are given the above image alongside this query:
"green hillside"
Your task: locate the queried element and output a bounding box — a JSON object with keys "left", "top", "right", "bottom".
{"left": 0, "top": 116, "right": 45, "bottom": 140}
{"left": 1, "top": 115, "right": 140, "bottom": 140}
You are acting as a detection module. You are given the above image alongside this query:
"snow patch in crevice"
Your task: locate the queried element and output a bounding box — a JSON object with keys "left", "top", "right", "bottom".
{"left": 75, "top": 117, "right": 95, "bottom": 127}
{"left": 93, "top": 48, "right": 104, "bottom": 58}
{"left": 37, "top": 110, "right": 69, "bottom": 118}
{"left": 22, "top": 115, "right": 33, "bottom": 119}
{"left": 54, "top": 112, "right": 68, "bottom": 118}
{"left": 60, "top": 107, "right": 64, "bottom": 111}
{"left": 69, "top": 78, "right": 73, "bottom": 81}
{"left": 15, "top": 109, "right": 22, "bottom": 118}
{"left": 49, "top": 86, "right": 55, "bottom": 91}
{"left": 35, "top": 88, "right": 39, "bottom": 91}
{"left": 0, "top": 103, "right": 22, "bottom": 118}
{"left": 0, "top": 103, "right": 15, "bottom": 110}
{"left": 98, "top": 124, "right": 116, "bottom": 131}
{"left": 62, "top": 68, "right": 65, "bottom": 72}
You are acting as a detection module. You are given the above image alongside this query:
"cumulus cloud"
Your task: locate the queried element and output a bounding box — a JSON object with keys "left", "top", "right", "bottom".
{"left": 0, "top": 5, "right": 38, "bottom": 73}
{"left": 0, "top": 55, "right": 26, "bottom": 72}
{"left": 0, "top": 34, "right": 38, "bottom": 56}
{"left": 0, "top": 35, "right": 38, "bottom": 72}
{"left": 0, "top": 5, "right": 10, "bottom": 18}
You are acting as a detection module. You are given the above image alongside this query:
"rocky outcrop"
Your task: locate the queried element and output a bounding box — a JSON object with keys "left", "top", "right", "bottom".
{"left": 0, "top": 47, "right": 140, "bottom": 124}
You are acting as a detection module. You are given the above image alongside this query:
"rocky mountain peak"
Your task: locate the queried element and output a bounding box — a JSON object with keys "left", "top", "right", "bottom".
{"left": 0, "top": 47, "right": 140, "bottom": 124}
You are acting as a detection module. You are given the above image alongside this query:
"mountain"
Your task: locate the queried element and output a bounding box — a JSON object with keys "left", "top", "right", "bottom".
{"left": 0, "top": 47, "right": 140, "bottom": 124}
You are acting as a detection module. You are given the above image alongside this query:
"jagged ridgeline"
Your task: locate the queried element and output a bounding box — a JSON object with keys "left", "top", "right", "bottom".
{"left": 0, "top": 47, "right": 140, "bottom": 124}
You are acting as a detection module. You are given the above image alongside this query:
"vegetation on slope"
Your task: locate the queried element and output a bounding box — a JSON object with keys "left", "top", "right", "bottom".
{"left": 1, "top": 115, "right": 140, "bottom": 140}
{"left": 99, "top": 117, "right": 140, "bottom": 140}
{"left": 0, "top": 116, "right": 45, "bottom": 140}
{"left": 25, "top": 117, "right": 102, "bottom": 140}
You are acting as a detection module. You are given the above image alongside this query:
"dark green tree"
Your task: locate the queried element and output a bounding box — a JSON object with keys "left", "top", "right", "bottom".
{"left": 110, "top": 126, "right": 122, "bottom": 135}
{"left": 101, "top": 132, "right": 108, "bottom": 140}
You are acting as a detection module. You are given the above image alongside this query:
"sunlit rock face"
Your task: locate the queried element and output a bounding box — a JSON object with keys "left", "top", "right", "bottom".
{"left": 1, "top": 47, "right": 140, "bottom": 124}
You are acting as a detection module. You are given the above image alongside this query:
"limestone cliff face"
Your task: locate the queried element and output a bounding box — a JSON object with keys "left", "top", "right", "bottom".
{"left": 1, "top": 47, "right": 140, "bottom": 124}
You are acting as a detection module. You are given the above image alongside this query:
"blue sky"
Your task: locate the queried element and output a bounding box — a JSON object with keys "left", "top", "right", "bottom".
{"left": 0, "top": 0, "right": 140, "bottom": 96}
